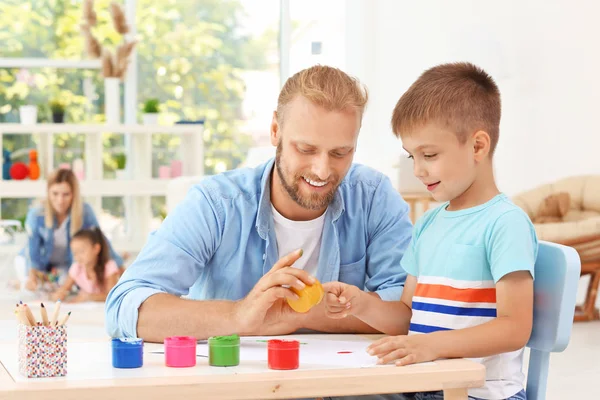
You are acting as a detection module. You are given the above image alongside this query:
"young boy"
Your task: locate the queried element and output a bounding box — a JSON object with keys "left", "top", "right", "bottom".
{"left": 323, "top": 62, "right": 537, "bottom": 400}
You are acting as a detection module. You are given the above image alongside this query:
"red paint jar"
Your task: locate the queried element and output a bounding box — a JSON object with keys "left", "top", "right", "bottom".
{"left": 268, "top": 339, "right": 299, "bottom": 370}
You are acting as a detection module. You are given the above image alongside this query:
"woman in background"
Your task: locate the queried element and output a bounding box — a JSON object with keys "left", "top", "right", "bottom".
{"left": 14, "top": 168, "right": 123, "bottom": 291}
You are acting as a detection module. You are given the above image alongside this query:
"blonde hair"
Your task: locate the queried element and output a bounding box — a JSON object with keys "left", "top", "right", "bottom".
{"left": 45, "top": 169, "right": 83, "bottom": 235}
{"left": 276, "top": 65, "right": 369, "bottom": 126}
{"left": 391, "top": 62, "right": 501, "bottom": 155}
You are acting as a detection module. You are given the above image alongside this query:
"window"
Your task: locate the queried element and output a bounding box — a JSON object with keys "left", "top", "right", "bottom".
{"left": 0, "top": 0, "right": 282, "bottom": 228}
{"left": 289, "top": 0, "right": 347, "bottom": 74}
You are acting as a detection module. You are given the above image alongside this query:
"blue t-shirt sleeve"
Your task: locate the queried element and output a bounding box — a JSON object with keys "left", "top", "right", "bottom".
{"left": 486, "top": 210, "right": 538, "bottom": 283}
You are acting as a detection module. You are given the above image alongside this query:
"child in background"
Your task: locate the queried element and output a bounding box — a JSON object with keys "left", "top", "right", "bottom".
{"left": 51, "top": 227, "right": 120, "bottom": 303}
{"left": 324, "top": 62, "right": 537, "bottom": 400}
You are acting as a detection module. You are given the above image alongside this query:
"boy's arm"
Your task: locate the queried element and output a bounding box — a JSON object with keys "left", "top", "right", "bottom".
{"left": 353, "top": 275, "right": 415, "bottom": 335}
{"left": 369, "top": 270, "right": 533, "bottom": 365}
{"left": 320, "top": 275, "right": 416, "bottom": 335}
{"left": 429, "top": 270, "right": 533, "bottom": 358}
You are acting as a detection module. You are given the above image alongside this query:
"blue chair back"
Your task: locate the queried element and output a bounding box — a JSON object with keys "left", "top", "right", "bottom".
{"left": 526, "top": 241, "right": 581, "bottom": 400}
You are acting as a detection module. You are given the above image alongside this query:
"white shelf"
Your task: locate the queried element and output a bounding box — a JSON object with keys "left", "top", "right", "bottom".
{"left": 0, "top": 123, "right": 205, "bottom": 253}
{"left": 0, "top": 123, "right": 202, "bottom": 135}
{"left": 0, "top": 179, "right": 170, "bottom": 198}
{"left": 0, "top": 58, "right": 101, "bottom": 69}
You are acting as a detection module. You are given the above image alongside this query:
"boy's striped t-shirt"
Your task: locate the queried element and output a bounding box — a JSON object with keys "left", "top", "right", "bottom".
{"left": 401, "top": 194, "right": 538, "bottom": 400}
{"left": 410, "top": 276, "right": 497, "bottom": 334}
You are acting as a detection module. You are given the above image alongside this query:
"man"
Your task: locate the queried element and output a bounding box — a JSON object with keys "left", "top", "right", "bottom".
{"left": 105, "top": 65, "right": 413, "bottom": 342}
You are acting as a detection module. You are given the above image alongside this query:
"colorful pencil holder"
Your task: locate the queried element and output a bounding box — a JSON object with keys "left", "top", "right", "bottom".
{"left": 268, "top": 339, "right": 300, "bottom": 370}
{"left": 164, "top": 336, "right": 197, "bottom": 367}
{"left": 18, "top": 323, "right": 67, "bottom": 378}
{"left": 111, "top": 338, "right": 143, "bottom": 369}
{"left": 208, "top": 335, "right": 240, "bottom": 367}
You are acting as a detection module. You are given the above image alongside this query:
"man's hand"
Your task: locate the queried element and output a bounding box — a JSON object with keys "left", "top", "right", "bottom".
{"left": 367, "top": 334, "right": 438, "bottom": 366}
{"left": 322, "top": 281, "right": 365, "bottom": 319}
{"left": 233, "top": 249, "right": 315, "bottom": 335}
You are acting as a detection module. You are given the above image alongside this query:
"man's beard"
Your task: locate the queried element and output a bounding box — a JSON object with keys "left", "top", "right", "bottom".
{"left": 275, "top": 143, "right": 339, "bottom": 211}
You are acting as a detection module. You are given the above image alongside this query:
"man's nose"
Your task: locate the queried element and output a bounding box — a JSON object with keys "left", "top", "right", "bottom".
{"left": 312, "top": 153, "right": 331, "bottom": 181}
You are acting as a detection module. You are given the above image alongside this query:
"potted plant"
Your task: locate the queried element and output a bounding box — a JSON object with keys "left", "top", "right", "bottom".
{"left": 114, "top": 152, "right": 127, "bottom": 179}
{"left": 49, "top": 99, "right": 66, "bottom": 123}
{"left": 142, "top": 98, "right": 160, "bottom": 125}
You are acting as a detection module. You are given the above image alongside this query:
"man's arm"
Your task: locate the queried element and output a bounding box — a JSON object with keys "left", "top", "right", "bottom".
{"left": 136, "top": 294, "right": 240, "bottom": 342}
{"left": 105, "top": 185, "right": 224, "bottom": 340}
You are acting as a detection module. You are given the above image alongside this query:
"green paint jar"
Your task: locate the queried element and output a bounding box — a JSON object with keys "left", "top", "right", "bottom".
{"left": 208, "top": 334, "right": 240, "bottom": 367}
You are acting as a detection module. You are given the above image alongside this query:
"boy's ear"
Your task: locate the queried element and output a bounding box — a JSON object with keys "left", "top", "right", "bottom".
{"left": 472, "top": 130, "right": 491, "bottom": 162}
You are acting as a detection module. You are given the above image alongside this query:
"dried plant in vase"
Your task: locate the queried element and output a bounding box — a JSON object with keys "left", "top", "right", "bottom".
{"left": 80, "top": 0, "right": 137, "bottom": 80}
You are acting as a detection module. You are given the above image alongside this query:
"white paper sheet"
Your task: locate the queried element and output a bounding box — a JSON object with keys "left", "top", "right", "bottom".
{"left": 194, "top": 336, "right": 381, "bottom": 367}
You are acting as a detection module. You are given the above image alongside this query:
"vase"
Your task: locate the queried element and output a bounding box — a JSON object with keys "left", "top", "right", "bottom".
{"left": 19, "top": 105, "right": 37, "bottom": 125}
{"left": 142, "top": 113, "right": 159, "bottom": 125}
{"left": 115, "top": 169, "right": 128, "bottom": 180}
{"left": 104, "top": 77, "right": 121, "bottom": 124}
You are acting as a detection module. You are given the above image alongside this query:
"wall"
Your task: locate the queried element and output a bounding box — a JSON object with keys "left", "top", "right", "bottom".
{"left": 346, "top": 0, "right": 600, "bottom": 195}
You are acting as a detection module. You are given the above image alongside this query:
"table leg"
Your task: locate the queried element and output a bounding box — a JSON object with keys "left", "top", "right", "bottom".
{"left": 443, "top": 388, "right": 468, "bottom": 399}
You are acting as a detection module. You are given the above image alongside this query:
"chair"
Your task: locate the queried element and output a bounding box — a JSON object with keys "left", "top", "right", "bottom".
{"left": 525, "top": 241, "right": 580, "bottom": 400}
{"left": 513, "top": 176, "right": 600, "bottom": 321}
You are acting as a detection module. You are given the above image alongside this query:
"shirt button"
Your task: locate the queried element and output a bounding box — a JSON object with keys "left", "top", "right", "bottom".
{"left": 262, "top": 254, "right": 266, "bottom": 260}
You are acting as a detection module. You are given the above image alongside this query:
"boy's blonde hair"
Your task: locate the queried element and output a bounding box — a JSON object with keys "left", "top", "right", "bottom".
{"left": 45, "top": 168, "right": 83, "bottom": 235}
{"left": 276, "top": 65, "right": 369, "bottom": 126}
{"left": 391, "top": 62, "right": 501, "bottom": 155}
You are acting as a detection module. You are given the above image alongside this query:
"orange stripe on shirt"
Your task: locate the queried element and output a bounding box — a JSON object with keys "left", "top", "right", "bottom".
{"left": 414, "top": 283, "right": 496, "bottom": 303}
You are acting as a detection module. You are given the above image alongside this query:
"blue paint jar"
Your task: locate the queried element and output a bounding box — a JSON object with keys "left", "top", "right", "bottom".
{"left": 111, "top": 338, "right": 144, "bottom": 368}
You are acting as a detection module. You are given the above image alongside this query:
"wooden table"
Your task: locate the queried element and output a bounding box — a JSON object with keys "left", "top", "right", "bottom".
{"left": 0, "top": 335, "right": 485, "bottom": 400}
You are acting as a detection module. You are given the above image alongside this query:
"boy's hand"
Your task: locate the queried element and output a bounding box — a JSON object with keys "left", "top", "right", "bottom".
{"left": 322, "top": 281, "right": 364, "bottom": 319}
{"left": 367, "top": 334, "right": 438, "bottom": 366}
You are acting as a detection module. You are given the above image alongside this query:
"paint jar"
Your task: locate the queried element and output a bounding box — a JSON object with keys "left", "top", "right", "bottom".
{"left": 164, "top": 336, "right": 197, "bottom": 367}
{"left": 286, "top": 279, "right": 324, "bottom": 313}
{"left": 268, "top": 339, "right": 299, "bottom": 370}
{"left": 111, "top": 338, "right": 143, "bottom": 369}
{"left": 208, "top": 335, "right": 240, "bottom": 367}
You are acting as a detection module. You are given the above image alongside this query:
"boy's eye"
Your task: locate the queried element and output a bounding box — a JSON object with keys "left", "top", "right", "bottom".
{"left": 424, "top": 154, "right": 437, "bottom": 159}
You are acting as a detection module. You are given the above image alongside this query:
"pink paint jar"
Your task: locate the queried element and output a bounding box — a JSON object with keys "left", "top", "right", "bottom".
{"left": 170, "top": 160, "right": 182, "bottom": 177}
{"left": 164, "top": 336, "right": 196, "bottom": 368}
{"left": 158, "top": 165, "right": 171, "bottom": 179}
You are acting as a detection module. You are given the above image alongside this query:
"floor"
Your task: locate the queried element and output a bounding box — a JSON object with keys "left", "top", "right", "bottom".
{"left": 0, "top": 275, "right": 598, "bottom": 399}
